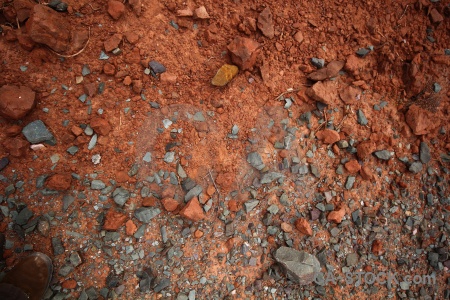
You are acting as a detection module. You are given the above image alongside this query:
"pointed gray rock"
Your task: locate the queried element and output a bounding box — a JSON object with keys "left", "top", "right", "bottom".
{"left": 274, "top": 247, "right": 321, "bottom": 285}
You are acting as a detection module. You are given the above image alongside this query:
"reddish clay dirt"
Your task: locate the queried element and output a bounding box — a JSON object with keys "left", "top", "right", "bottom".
{"left": 0, "top": 0, "right": 449, "bottom": 299}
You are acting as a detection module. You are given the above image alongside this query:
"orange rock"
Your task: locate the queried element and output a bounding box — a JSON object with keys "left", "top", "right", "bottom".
{"left": 160, "top": 73, "right": 177, "bottom": 84}
{"left": 327, "top": 207, "right": 346, "bottom": 224}
{"left": 294, "top": 218, "right": 312, "bottom": 236}
{"left": 142, "top": 197, "right": 157, "bottom": 207}
{"left": 103, "top": 210, "right": 127, "bottom": 231}
{"left": 206, "top": 185, "right": 216, "bottom": 196}
{"left": 227, "top": 37, "right": 260, "bottom": 70}
{"left": 107, "top": 0, "right": 125, "bottom": 20}
{"left": 161, "top": 198, "right": 179, "bottom": 212}
{"left": 62, "top": 279, "right": 77, "bottom": 289}
{"left": 345, "top": 159, "right": 361, "bottom": 173}
{"left": 115, "top": 171, "right": 131, "bottom": 183}
{"left": 71, "top": 125, "right": 83, "bottom": 136}
{"left": 405, "top": 104, "right": 433, "bottom": 135}
{"left": 161, "top": 186, "right": 176, "bottom": 199}
{"left": 228, "top": 200, "right": 240, "bottom": 212}
{"left": 3, "top": 138, "right": 29, "bottom": 158}
{"left": 357, "top": 141, "right": 376, "bottom": 160}
{"left": 179, "top": 197, "right": 205, "bottom": 221}
{"left": 281, "top": 222, "right": 293, "bottom": 233}
{"left": 360, "top": 166, "right": 374, "bottom": 180}
{"left": 194, "top": 229, "right": 204, "bottom": 238}
{"left": 0, "top": 85, "right": 36, "bottom": 120}
{"left": 371, "top": 239, "right": 383, "bottom": 255}
{"left": 123, "top": 76, "right": 132, "bottom": 86}
{"left": 5, "top": 125, "right": 22, "bottom": 137}
{"left": 125, "top": 220, "right": 137, "bottom": 236}
{"left": 90, "top": 117, "right": 112, "bottom": 136}
{"left": 316, "top": 129, "right": 340, "bottom": 144}
{"left": 46, "top": 173, "right": 72, "bottom": 190}
{"left": 103, "top": 63, "right": 116, "bottom": 76}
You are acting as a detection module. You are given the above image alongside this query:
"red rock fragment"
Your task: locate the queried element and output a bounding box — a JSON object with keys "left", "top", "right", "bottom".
{"left": 294, "top": 218, "right": 312, "bottom": 236}
{"left": 46, "top": 173, "right": 72, "bottom": 191}
{"left": 0, "top": 85, "right": 36, "bottom": 120}
{"left": 316, "top": 129, "right": 340, "bottom": 144}
{"left": 104, "top": 34, "right": 122, "bottom": 52}
{"left": 405, "top": 104, "right": 433, "bottom": 135}
{"left": 227, "top": 37, "right": 260, "bottom": 70}
{"left": 3, "top": 138, "right": 29, "bottom": 157}
{"left": 345, "top": 159, "right": 361, "bottom": 174}
{"left": 107, "top": 0, "right": 125, "bottom": 20}
{"left": 90, "top": 117, "right": 112, "bottom": 136}
{"left": 327, "top": 207, "right": 346, "bottom": 224}
{"left": 257, "top": 7, "right": 274, "bottom": 38}
{"left": 161, "top": 198, "right": 179, "bottom": 212}
{"left": 125, "top": 220, "right": 137, "bottom": 236}
{"left": 179, "top": 197, "right": 205, "bottom": 222}
{"left": 103, "top": 210, "right": 127, "bottom": 231}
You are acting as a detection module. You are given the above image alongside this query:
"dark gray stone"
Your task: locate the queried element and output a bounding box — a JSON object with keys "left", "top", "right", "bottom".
{"left": 374, "top": 150, "right": 393, "bottom": 160}
{"left": 247, "top": 152, "right": 265, "bottom": 171}
{"left": 59, "top": 264, "right": 74, "bottom": 276}
{"left": 15, "top": 207, "right": 33, "bottom": 226}
{"left": 112, "top": 187, "right": 130, "bottom": 207}
{"left": 409, "top": 162, "right": 423, "bottom": 174}
{"left": 311, "top": 58, "right": 325, "bottom": 68}
{"left": 154, "top": 278, "right": 171, "bottom": 293}
{"left": 260, "top": 172, "right": 284, "bottom": 184}
{"left": 184, "top": 185, "right": 202, "bottom": 201}
{"left": 356, "top": 48, "right": 370, "bottom": 57}
{"left": 356, "top": 109, "right": 368, "bottom": 125}
{"left": 52, "top": 237, "right": 64, "bottom": 255}
{"left": 0, "top": 157, "right": 9, "bottom": 171}
{"left": 274, "top": 247, "right": 321, "bottom": 285}
{"left": 91, "top": 180, "right": 106, "bottom": 190}
{"left": 22, "top": 120, "right": 55, "bottom": 144}
{"left": 419, "top": 142, "right": 431, "bottom": 163}
{"left": 149, "top": 61, "right": 166, "bottom": 74}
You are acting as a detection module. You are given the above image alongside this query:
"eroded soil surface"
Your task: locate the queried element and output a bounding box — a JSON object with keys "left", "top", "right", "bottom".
{"left": 0, "top": 0, "right": 449, "bottom": 299}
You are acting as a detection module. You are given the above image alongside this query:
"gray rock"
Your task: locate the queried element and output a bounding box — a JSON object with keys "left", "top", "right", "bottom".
{"left": 91, "top": 180, "right": 106, "bottom": 190}
{"left": 247, "top": 152, "right": 265, "bottom": 171}
{"left": 22, "top": 120, "right": 54, "bottom": 144}
{"left": 88, "top": 134, "right": 97, "bottom": 150}
{"left": 62, "top": 195, "right": 75, "bottom": 211}
{"left": 69, "top": 251, "right": 82, "bottom": 267}
{"left": 128, "top": 163, "right": 139, "bottom": 177}
{"left": 231, "top": 125, "right": 239, "bottom": 135}
{"left": 134, "top": 207, "right": 161, "bottom": 223}
{"left": 52, "top": 237, "right": 64, "bottom": 255}
{"left": 267, "top": 204, "right": 279, "bottom": 214}
{"left": 82, "top": 65, "right": 91, "bottom": 76}
{"left": 59, "top": 264, "right": 74, "bottom": 276}
{"left": 181, "top": 178, "right": 196, "bottom": 191}
{"left": 346, "top": 253, "right": 359, "bottom": 266}
{"left": 356, "top": 48, "right": 370, "bottom": 57}
{"left": 374, "top": 150, "right": 393, "bottom": 160}
{"left": 310, "top": 165, "right": 320, "bottom": 178}
{"left": 164, "top": 152, "right": 175, "bottom": 163}
{"left": 244, "top": 199, "right": 259, "bottom": 212}
{"left": 336, "top": 140, "right": 349, "bottom": 149}
{"left": 112, "top": 187, "right": 130, "bottom": 207}
{"left": 260, "top": 172, "right": 284, "bottom": 184}
{"left": 143, "top": 152, "right": 152, "bottom": 162}
{"left": 67, "top": 146, "right": 78, "bottom": 155}
{"left": 274, "top": 247, "right": 321, "bottom": 285}
{"left": 154, "top": 278, "right": 171, "bottom": 293}
{"left": 149, "top": 61, "right": 166, "bottom": 74}
{"left": 409, "top": 162, "right": 423, "bottom": 174}
{"left": 185, "top": 185, "right": 202, "bottom": 201}
{"left": 432, "top": 82, "right": 441, "bottom": 93}
{"left": 0, "top": 157, "right": 9, "bottom": 171}
{"left": 311, "top": 58, "right": 325, "bottom": 68}
{"left": 193, "top": 112, "right": 205, "bottom": 122}
{"left": 356, "top": 109, "right": 368, "bottom": 125}
{"left": 16, "top": 207, "right": 33, "bottom": 226}
{"left": 419, "top": 142, "right": 431, "bottom": 164}
{"left": 177, "top": 163, "right": 187, "bottom": 178}
{"left": 345, "top": 176, "right": 356, "bottom": 189}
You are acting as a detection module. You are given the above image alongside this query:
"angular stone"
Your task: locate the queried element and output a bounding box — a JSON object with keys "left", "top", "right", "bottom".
{"left": 316, "top": 129, "right": 340, "bottom": 144}
{"left": 409, "top": 162, "right": 423, "bottom": 174}
{"left": 327, "top": 207, "right": 345, "bottom": 224}
{"left": 344, "top": 160, "right": 361, "bottom": 173}
{"left": 185, "top": 185, "right": 202, "bottom": 202}
{"left": 149, "top": 61, "right": 166, "bottom": 74}
{"left": 22, "top": 120, "right": 54, "bottom": 144}
{"left": 0, "top": 85, "right": 36, "bottom": 120}
{"left": 161, "top": 198, "right": 179, "bottom": 212}
{"left": 107, "top": 0, "right": 125, "bottom": 20}
{"left": 134, "top": 207, "right": 161, "bottom": 223}
{"left": 179, "top": 197, "right": 205, "bottom": 222}
{"left": 3, "top": 138, "right": 29, "bottom": 158}
{"left": 104, "top": 34, "right": 122, "bottom": 52}
{"left": 244, "top": 199, "right": 259, "bottom": 212}
{"left": 227, "top": 37, "right": 260, "bottom": 70}
{"left": 103, "top": 210, "right": 127, "bottom": 231}
{"left": 430, "top": 8, "right": 443, "bottom": 23}
{"left": 294, "top": 218, "right": 312, "bottom": 236}
{"left": 419, "top": 142, "right": 431, "bottom": 164}
{"left": 257, "top": 7, "right": 274, "bottom": 39}
{"left": 274, "top": 247, "right": 321, "bottom": 285}
{"left": 307, "top": 61, "right": 344, "bottom": 81}
{"left": 260, "top": 172, "right": 284, "bottom": 184}
{"left": 306, "top": 80, "right": 339, "bottom": 106}
{"left": 405, "top": 104, "right": 433, "bottom": 135}
{"left": 211, "top": 64, "right": 238, "bottom": 87}
{"left": 193, "top": 6, "right": 209, "bottom": 19}
{"left": 112, "top": 187, "right": 130, "bottom": 207}
{"left": 339, "top": 85, "right": 361, "bottom": 104}
{"left": 374, "top": 150, "right": 393, "bottom": 160}
{"left": 356, "top": 109, "right": 368, "bottom": 125}
{"left": 247, "top": 152, "right": 265, "bottom": 171}
{"left": 90, "top": 117, "right": 112, "bottom": 135}
{"left": 356, "top": 141, "right": 376, "bottom": 160}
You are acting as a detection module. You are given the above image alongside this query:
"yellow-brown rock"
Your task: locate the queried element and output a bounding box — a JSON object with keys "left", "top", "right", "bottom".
{"left": 211, "top": 64, "right": 239, "bottom": 87}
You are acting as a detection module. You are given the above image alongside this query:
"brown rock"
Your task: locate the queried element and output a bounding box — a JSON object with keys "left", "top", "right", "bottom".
{"left": 211, "top": 64, "right": 238, "bottom": 86}
{"left": 132, "top": 80, "right": 142, "bottom": 94}
{"left": 193, "top": 6, "right": 210, "bottom": 19}
{"left": 83, "top": 82, "right": 97, "bottom": 97}
{"left": 90, "top": 117, "right": 112, "bottom": 136}
{"left": 0, "top": 85, "right": 36, "bottom": 120}
{"left": 6, "top": 125, "right": 22, "bottom": 137}
{"left": 28, "top": 5, "right": 88, "bottom": 53}
{"left": 142, "top": 197, "right": 157, "bottom": 207}
{"left": 177, "top": 8, "right": 193, "bottom": 17}
{"left": 161, "top": 198, "right": 179, "bottom": 212}
{"left": 123, "top": 76, "right": 132, "bottom": 86}
{"left": 307, "top": 61, "right": 345, "bottom": 81}
{"left": 339, "top": 85, "right": 361, "bottom": 104}
{"left": 61, "top": 279, "right": 77, "bottom": 289}
{"left": 14, "top": 0, "right": 35, "bottom": 23}
{"left": 360, "top": 166, "right": 374, "bottom": 180}
{"left": 294, "top": 218, "right": 312, "bottom": 236}
{"left": 344, "top": 54, "right": 370, "bottom": 76}
{"left": 371, "top": 239, "right": 383, "bottom": 255}
{"left": 17, "top": 32, "right": 36, "bottom": 51}
{"left": 356, "top": 141, "right": 376, "bottom": 160}
{"left": 103, "top": 210, "right": 127, "bottom": 231}
{"left": 306, "top": 80, "right": 339, "bottom": 105}
{"left": 160, "top": 73, "right": 177, "bottom": 84}
{"left": 128, "top": 0, "right": 142, "bottom": 16}
{"left": 2, "top": 6, "right": 17, "bottom": 23}
{"left": 3, "top": 138, "right": 29, "bottom": 157}
{"left": 257, "top": 7, "right": 274, "bottom": 38}
{"left": 316, "top": 129, "right": 340, "bottom": 144}
{"left": 104, "top": 34, "right": 122, "bottom": 52}
{"left": 228, "top": 200, "right": 240, "bottom": 212}
{"left": 430, "top": 8, "right": 443, "bottom": 23}
{"left": 124, "top": 32, "right": 139, "bottom": 44}
{"left": 46, "top": 173, "right": 72, "bottom": 190}
{"left": 227, "top": 37, "right": 260, "bottom": 70}
{"left": 71, "top": 125, "right": 83, "bottom": 136}
{"left": 281, "top": 222, "right": 293, "bottom": 233}
{"left": 107, "top": 0, "right": 125, "bottom": 20}
{"left": 179, "top": 197, "right": 205, "bottom": 222}
{"left": 125, "top": 220, "right": 137, "bottom": 235}
{"left": 293, "top": 31, "right": 303, "bottom": 43}
{"left": 405, "top": 104, "right": 433, "bottom": 135}
{"left": 344, "top": 159, "right": 361, "bottom": 173}
{"left": 206, "top": 185, "right": 216, "bottom": 196}
{"left": 103, "top": 63, "right": 116, "bottom": 76}
{"left": 194, "top": 229, "right": 204, "bottom": 238}
{"left": 327, "top": 207, "right": 345, "bottom": 224}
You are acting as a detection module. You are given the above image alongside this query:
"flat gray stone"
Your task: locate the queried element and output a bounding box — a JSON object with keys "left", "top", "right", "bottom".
{"left": 247, "top": 152, "right": 265, "bottom": 171}
{"left": 345, "top": 176, "right": 356, "bottom": 189}
{"left": 193, "top": 112, "right": 205, "bottom": 122}
{"left": 143, "top": 152, "right": 152, "bottom": 162}
{"left": 260, "top": 172, "right": 284, "bottom": 184}
{"left": 184, "top": 185, "right": 202, "bottom": 201}
{"left": 274, "top": 246, "right": 321, "bottom": 285}
{"left": 374, "top": 150, "right": 393, "bottom": 160}
{"left": 112, "top": 187, "right": 130, "bottom": 207}
{"left": 91, "top": 180, "right": 106, "bottom": 190}
{"left": 356, "top": 109, "right": 368, "bottom": 125}
{"left": 419, "top": 142, "right": 431, "bottom": 164}
{"left": 15, "top": 207, "right": 33, "bottom": 226}
{"left": 22, "top": 120, "right": 54, "bottom": 144}
{"left": 164, "top": 152, "right": 175, "bottom": 163}
{"left": 346, "top": 253, "right": 359, "bottom": 266}
{"left": 409, "top": 162, "right": 423, "bottom": 174}
{"left": 134, "top": 207, "right": 161, "bottom": 223}
{"left": 244, "top": 199, "right": 259, "bottom": 213}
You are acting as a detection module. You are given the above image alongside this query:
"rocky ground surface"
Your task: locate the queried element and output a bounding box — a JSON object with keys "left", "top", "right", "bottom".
{"left": 0, "top": 0, "right": 449, "bottom": 299}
